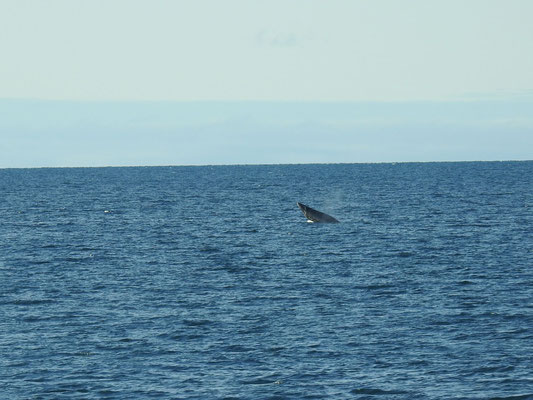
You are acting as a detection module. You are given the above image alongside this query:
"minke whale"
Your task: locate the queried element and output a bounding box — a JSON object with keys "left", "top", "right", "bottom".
{"left": 297, "top": 202, "right": 339, "bottom": 223}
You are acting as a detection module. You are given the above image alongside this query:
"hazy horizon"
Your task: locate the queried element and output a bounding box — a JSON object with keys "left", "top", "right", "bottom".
{"left": 2, "top": 98, "right": 532, "bottom": 168}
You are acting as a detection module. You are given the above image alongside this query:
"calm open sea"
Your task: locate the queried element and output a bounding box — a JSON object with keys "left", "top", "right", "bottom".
{"left": 1, "top": 162, "right": 532, "bottom": 399}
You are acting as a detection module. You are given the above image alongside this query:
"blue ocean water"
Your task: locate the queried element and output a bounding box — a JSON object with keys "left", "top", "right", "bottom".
{"left": 1, "top": 162, "right": 532, "bottom": 400}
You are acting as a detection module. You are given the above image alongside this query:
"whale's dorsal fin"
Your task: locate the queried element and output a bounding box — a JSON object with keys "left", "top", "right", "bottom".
{"left": 297, "top": 202, "right": 339, "bottom": 223}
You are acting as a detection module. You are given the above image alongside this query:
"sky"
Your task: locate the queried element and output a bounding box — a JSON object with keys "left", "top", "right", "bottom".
{"left": 1, "top": 0, "right": 532, "bottom": 167}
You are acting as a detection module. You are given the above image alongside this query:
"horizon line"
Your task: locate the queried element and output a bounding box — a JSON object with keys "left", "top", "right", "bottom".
{"left": 1, "top": 159, "right": 531, "bottom": 170}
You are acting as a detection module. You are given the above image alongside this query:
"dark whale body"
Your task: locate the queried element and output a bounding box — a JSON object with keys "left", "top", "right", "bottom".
{"left": 297, "top": 202, "right": 339, "bottom": 223}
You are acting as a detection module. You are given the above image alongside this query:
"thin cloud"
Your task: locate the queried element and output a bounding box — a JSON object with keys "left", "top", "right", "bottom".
{"left": 255, "top": 29, "right": 314, "bottom": 48}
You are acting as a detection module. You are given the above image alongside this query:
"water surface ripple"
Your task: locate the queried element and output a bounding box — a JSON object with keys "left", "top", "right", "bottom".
{"left": 1, "top": 162, "right": 532, "bottom": 399}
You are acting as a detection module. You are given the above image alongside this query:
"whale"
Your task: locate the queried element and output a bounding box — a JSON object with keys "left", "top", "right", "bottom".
{"left": 297, "top": 202, "right": 339, "bottom": 223}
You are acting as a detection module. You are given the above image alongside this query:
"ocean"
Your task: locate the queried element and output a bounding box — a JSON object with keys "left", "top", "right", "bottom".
{"left": 1, "top": 162, "right": 532, "bottom": 399}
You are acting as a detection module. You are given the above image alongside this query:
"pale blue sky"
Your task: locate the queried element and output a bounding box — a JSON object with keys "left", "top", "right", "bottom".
{"left": 1, "top": 1, "right": 532, "bottom": 167}
{"left": 2, "top": 0, "right": 533, "bottom": 101}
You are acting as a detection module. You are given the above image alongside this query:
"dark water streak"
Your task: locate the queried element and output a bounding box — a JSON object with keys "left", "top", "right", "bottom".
{"left": 1, "top": 162, "right": 532, "bottom": 399}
